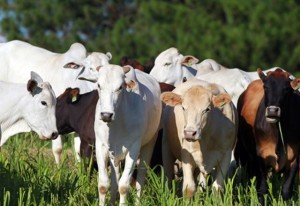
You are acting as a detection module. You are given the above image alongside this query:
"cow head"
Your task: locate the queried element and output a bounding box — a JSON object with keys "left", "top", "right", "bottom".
{"left": 78, "top": 64, "right": 137, "bottom": 123}
{"left": 161, "top": 86, "right": 231, "bottom": 142}
{"left": 62, "top": 51, "right": 112, "bottom": 94}
{"left": 57, "top": 88, "right": 80, "bottom": 104}
{"left": 149, "top": 47, "right": 198, "bottom": 86}
{"left": 258, "top": 68, "right": 300, "bottom": 123}
{"left": 25, "top": 71, "right": 58, "bottom": 140}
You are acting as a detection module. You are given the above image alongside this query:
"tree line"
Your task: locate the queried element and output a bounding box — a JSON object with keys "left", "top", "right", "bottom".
{"left": 1, "top": 0, "right": 300, "bottom": 73}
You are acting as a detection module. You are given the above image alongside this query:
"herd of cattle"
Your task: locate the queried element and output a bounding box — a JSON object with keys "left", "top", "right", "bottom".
{"left": 0, "top": 40, "right": 299, "bottom": 205}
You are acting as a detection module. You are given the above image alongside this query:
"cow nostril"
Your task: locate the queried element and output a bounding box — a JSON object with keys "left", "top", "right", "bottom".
{"left": 52, "top": 132, "right": 58, "bottom": 139}
{"left": 184, "top": 130, "right": 197, "bottom": 137}
{"left": 101, "top": 112, "right": 113, "bottom": 122}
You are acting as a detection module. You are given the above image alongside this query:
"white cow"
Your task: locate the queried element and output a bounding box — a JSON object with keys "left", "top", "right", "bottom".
{"left": 160, "top": 78, "right": 237, "bottom": 197}
{"left": 0, "top": 40, "right": 112, "bottom": 164}
{"left": 0, "top": 71, "right": 58, "bottom": 146}
{"left": 150, "top": 47, "right": 281, "bottom": 106}
{"left": 149, "top": 47, "right": 199, "bottom": 86}
{"left": 79, "top": 65, "right": 162, "bottom": 206}
{"left": 196, "top": 58, "right": 282, "bottom": 80}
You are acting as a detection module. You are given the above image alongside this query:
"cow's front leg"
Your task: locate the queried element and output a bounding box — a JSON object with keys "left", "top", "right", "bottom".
{"left": 118, "top": 150, "right": 139, "bottom": 205}
{"left": 282, "top": 156, "right": 298, "bottom": 200}
{"left": 212, "top": 151, "right": 231, "bottom": 193}
{"left": 96, "top": 142, "right": 109, "bottom": 206}
{"left": 181, "top": 148, "right": 196, "bottom": 198}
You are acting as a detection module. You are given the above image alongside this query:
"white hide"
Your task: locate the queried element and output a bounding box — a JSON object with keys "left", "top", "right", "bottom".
{"left": 79, "top": 65, "right": 162, "bottom": 206}
{"left": 0, "top": 72, "right": 57, "bottom": 146}
{"left": 150, "top": 47, "right": 282, "bottom": 107}
{"left": 161, "top": 78, "right": 237, "bottom": 196}
{"left": 0, "top": 40, "right": 112, "bottom": 164}
{"left": 149, "top": 47, "right": 198, "bottom": 86}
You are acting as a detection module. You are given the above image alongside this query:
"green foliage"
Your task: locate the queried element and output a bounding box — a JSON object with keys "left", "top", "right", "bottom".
{"left": 1, "top": 0, "right": 300, "bottom": 73}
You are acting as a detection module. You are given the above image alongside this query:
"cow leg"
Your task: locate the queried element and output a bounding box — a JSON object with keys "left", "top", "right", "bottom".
{"left": 80, "top": 138, "right": 97, "bottom": 171}
{"left": 52, "top": 135, "right": 63, "bottom": 165}
{"left": 118, "top": 146, "right": 139, "bottom": 206}
{"left": 212, "top": 151, "right": 231, "bottom": 192}
{"left": 135, "top": 133, "right": 158, "bottom": 202}
{"left": 110, "top": 161, "right": 121, "bottom": 205}
{"left": 256, "top": 157, "right": 268, "bottom": 204}
{"left": 282, "top": 157, "right": 298, "bottom": 200}
{"left": 96, "top": 141, "right": 109, "bottom": 206}
{"left": 74, "top": 135, "right": 81, "bottom": 162}
{"left": 162, "top": 134, "right": 176, "bottom": 181}
{"left": 181, "top": 149, "right": 196, "bottom": 198}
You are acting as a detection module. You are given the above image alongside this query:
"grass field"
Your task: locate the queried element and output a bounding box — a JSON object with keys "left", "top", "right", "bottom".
{"left": 0, "top": 133, "right": 299, "bottom": 206}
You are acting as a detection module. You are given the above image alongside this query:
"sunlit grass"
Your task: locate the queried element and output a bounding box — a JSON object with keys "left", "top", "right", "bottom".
{"left": 0, "top": 133, "right": 299, "bottom": 205}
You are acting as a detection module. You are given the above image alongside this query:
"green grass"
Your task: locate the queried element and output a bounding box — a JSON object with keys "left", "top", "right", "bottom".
{"left": 0, "top": 133, "right": 299, "bottom": 205}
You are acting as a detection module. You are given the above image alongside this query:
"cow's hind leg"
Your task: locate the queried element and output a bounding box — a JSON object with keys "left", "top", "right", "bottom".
{"left": 118, "top": 142, "right": 140, "bottom": 205}
{"left": 135, "top": 132, "right": 158, "bottom": 203}
{"left": 74, "top": 135, "right": 81, "bottom": 162}
{"left": 110, "top": 161, "right": 121, "bottom": 205}
{"left": 52, "top": 135, "right": 63, "bottom": 165}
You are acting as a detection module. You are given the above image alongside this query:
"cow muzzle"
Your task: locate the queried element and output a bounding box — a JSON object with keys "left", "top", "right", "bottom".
{"left": 101, "top": 112, "right": 113, "bottom": 122}
{"left": 40, "top": 131, "right": 58, "bottom": 140}
{"left": 265, "top": 106, "right": 281, "bottom": 123}
{"left": 183, "top": 129, "right": 198, "bottom": 142}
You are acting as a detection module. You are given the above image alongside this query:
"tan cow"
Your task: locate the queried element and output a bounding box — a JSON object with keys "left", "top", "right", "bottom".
{"left": 160, "top": 78, "right": 237, "bottom": 197}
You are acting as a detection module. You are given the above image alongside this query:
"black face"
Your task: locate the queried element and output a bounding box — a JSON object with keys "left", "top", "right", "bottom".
{"left": 260, "top": 69, "right": 292, "bottom": 122}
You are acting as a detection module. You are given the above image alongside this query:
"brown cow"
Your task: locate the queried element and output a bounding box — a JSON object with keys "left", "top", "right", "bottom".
{"left": 234, "top": 68, "right": 300, "bottom": 203}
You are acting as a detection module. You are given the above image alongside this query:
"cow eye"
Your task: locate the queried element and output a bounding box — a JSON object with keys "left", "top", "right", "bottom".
{"left": 203, "top": 106, "right": 211, "bottom": 114}
{"left": 98, "top": 84, "right": 101, "bottom": 90}
{"left": 41, "top": 101, "right": 47, "bottom": 106}
{"left": 182, "top": 105, "right": 186, "bottom": 111}
{"left": 164, "top": 62, "right": 171, "bottom": 66}
{"left": 116, "top": 85, "right": 122, "bottom": 92}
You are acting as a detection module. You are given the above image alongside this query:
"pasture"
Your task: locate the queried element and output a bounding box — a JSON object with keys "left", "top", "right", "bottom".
{"left": 0, "top": 133, "right": 300, "bottom": 206}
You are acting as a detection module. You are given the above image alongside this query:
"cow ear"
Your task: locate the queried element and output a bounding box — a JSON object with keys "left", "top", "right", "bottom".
{"left": 212, "top": 93, "right": 231, "bottom": 108}
{"left": 27, "top": 71, "right": 43, "bottom": 95}
{"left": 123, "top": 65, "right": 132, "bottom": 74}
{"left": 160, "top": 92, "right": 182, "bottom": 107}
{"left": 27, "top": 79, "right": 38, "bottom": 94}
{"left": 257, "top": 68, "right": 266, "bottom": 81}
{"left": 123, "top": 65, "right": 139, "bottom": 92}
{"left": 63, "top": 62, "right": 82, "bottom": 69}
{"left": 290, "top": 78, "right": 300, "bottom": 90}
{"left": 106, "top": 52, "right": 112, "bottom": 60}
{"left": 68, "top": 88, "right": 80, "bottom": 103}
{"left": 30, "top": 71, "right": 44, "bottom": 84}
{"left": 78, "top": 73, "right": 98, "bottom": 83}
{"left": 181, "top": 55, "right": 199, "bottom": 66}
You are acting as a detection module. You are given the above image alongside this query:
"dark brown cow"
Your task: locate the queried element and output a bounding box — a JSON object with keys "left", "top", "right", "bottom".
{"left": 56, "top": 88, "right": 98, "bottom": 169}
{"left": 120, "top": 56, "right": 154, "bottom": 74}
{"left": 234, "top": 68, "right": 300, "bottom": 203}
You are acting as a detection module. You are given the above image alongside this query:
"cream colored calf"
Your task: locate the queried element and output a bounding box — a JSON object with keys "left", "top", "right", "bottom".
{"left": 161, "top": 78, "right": 237, "bottom": 197}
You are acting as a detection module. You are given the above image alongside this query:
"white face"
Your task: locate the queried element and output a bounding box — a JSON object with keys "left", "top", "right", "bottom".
{"left": 150, "top": 48, "right": 184, "bottom": 86}
{"left": 64, "top": 52, "right": 112, "bottom": 94}
{"left": 180, "top": 88, "right": 212, "bottom": 142}
{"left": 24, "top": 82, "right": 58, "bottom": 140}
{"left": 96, "top": 65, "right": 125, "bottom": 122}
